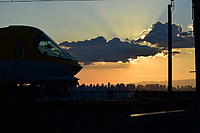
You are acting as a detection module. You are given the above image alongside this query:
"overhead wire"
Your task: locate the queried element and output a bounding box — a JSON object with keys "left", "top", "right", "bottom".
{"left": 0, "top": 0, "right": 102, "bottom": 2}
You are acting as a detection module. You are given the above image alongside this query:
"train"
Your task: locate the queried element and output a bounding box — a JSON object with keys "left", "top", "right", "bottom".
{"left": 0, "top": 25, "right": 82, "bottom": 99}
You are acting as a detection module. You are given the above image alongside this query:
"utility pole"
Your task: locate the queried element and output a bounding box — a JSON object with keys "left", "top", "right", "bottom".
{"left": 168, "top": 1, "right": 173, "bottom": 102}
{"left": 193, "top": 0, "right": 200, "bottom": 107}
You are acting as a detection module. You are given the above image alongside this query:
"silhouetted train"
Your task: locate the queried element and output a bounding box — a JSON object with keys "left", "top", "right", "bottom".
{"left": 0, "top": 25, "right": 82, "bottom": 98}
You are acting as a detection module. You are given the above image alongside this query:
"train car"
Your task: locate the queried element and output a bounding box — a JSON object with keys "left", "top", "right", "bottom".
{"left": 0, "top": 25, "right": 82, "bottom": 97}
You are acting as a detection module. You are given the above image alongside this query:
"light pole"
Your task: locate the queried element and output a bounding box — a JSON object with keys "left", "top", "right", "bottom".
{"left": 193, "top": 0, "right": 200, "bottom": 106}
{"left": 168, "top": 0, "right": 174, "bottom": 102}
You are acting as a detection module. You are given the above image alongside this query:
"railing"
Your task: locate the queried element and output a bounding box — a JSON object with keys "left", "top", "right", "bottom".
{"left": 35, "top": 89, "right": 196, "bottom": 101}
{"left": 72, "top": 90, "right": 135, "bottom": 100}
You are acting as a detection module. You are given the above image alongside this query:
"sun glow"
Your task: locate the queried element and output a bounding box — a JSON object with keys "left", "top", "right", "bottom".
{"left": 188, "top": 24, "right": 193, "bottom": 31}
{"left": 77, "top": 48, "right": 195, "bottom": 85}
{"left": 91, "top": 0, "right": 169, "bottom": 41}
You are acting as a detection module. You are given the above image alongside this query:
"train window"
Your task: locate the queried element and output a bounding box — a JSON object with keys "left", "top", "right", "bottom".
{"left": 16, "top": 42, "right": 24, "bottom": 59}
{"left": 37, "top": 40, "right": 63, "bottom": 58}
{"left": 34, "top": 33, "right": 76, "bottom": 61}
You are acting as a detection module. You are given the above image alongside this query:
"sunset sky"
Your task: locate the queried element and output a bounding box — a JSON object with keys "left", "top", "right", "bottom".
{"left": 0, "top": 0, "right": 196, "bottom": 86}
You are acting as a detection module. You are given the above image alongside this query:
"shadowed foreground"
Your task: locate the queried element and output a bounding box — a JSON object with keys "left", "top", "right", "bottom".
{"left": 0, "top": 99, "right": 199, "bottom": 133}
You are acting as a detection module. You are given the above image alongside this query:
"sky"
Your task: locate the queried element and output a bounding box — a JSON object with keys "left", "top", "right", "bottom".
{"left": 0, "top": 0, "right": 196, "bottom": 86}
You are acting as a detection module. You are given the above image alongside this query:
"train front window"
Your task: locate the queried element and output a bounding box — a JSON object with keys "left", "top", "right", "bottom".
{"left": 34, "top": 33, "right": 75, "bottom": 61}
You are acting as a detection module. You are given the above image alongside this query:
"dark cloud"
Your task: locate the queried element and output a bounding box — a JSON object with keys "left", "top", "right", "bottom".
{"left": 59, "top": 36, "right": 160, "bottom": 63}
{"left": 59, "top": 21, "right": 193, "bottom": 63}
{"left": 172, "top": 51, "right": 181, "bottom": 56}
{"left": 138, "top": 22, "right": 194, "bottom": 48}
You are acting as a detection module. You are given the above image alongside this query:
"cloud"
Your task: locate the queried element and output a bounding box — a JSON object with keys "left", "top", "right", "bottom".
{"left": 59, "top": 21, "right": 194, "bottom": 64}
{"left": 137, "top": 22, "right": 194, "bottom": 48}
{"left": 59, "top": 36, "right": 160, "bottom": 63}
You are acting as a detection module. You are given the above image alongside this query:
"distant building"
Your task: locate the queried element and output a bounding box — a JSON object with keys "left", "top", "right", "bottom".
{"left": 126, "top": 84, "right": 136, "bottom": 90}
{"left": 108, "top": 82, "right": 111, "bottom": 88}
{"left": 137, "top": 84, "right": 144, "bottom": 91}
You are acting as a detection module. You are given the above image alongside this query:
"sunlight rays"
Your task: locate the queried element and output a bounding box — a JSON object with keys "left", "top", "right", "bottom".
{"left": 93, "top": 0, "right": 169, "bottom": 41}
{"left": 0, "top": 0, "right": 174, "bottom": 42}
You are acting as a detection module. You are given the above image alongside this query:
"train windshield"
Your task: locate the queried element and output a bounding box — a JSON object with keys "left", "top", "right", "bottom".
{"left": 34, "top": 33, "right": 76, "bottom": 61}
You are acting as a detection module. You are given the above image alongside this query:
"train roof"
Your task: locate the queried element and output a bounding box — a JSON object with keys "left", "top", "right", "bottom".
{"left": 0, "top": 25, "right": 43, "bottom": 39}
{"left": 0, "top": 25, "right": 42, "bottom": 31}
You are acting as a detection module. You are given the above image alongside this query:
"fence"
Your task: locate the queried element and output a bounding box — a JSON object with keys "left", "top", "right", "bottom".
{"left": 72, "top": 90, "right": 135, "bottom": 100}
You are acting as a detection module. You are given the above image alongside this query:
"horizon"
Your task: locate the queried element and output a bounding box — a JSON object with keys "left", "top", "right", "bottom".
{"left": 77, "top": 78, "right": 196, "bottom": 87}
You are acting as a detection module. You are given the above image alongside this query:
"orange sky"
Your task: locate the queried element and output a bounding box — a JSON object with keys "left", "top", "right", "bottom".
{"left": 76, "top": 48, "right": 195, "bottom": 85}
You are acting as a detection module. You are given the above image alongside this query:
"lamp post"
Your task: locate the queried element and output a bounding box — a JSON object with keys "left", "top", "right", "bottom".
{"left": 168, "top": 1, "right": 173, "bottom": 102}
{"left": 193, "top": 0, "right": 200, "bottom": 107}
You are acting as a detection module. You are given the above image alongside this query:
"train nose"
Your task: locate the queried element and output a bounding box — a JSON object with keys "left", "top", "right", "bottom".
{"left": 73, "top": 62, "right": 83, "bottom": 75}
